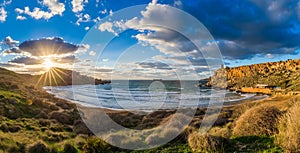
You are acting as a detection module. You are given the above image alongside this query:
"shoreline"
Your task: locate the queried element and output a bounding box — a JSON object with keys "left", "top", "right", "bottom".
{"left": 43, "top": 86, "right": 269, "bottom": 112}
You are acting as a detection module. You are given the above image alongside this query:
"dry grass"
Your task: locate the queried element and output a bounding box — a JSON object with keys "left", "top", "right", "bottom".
{"left": 276, "top": 102, "right": 300, "bottom": 152}
{"left": 188, "top": 132, "right": 225, "bottom": 153}
{"left": 208, "top": 123, "right": 232, "bottom": 139}
{"left": 233, "top": 104, "right": 281, "bottom": 137}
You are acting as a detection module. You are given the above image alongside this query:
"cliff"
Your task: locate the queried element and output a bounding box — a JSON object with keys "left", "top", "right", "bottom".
{"left": 208, "top": 59, "right": 300, "bottom": 92}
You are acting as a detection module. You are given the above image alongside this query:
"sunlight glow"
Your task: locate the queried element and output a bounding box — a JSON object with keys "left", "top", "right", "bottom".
{"left": 44, "top": 59, "right": 54, "bottom": 70}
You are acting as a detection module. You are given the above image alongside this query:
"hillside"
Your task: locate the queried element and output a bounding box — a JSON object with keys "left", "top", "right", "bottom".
{"left": 33, "top": 67, "right": 111, "bottom": 87}
{"left": 208, "top": 59, "right": 300, "bottom": 92}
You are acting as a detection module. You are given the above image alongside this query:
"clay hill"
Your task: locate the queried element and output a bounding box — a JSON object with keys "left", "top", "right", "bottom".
{"left": 208, "top": 59, "right": 300, "bottom": 92}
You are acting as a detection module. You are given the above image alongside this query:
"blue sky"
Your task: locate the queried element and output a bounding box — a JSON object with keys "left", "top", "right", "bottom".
{"left": 0, "top": 0, "right": 299, "bottom": 79}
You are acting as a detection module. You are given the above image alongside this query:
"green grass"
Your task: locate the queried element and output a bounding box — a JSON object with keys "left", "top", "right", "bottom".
{"left": 226, "top": 136, "right": 283, "bottom": 153}
{"left": 126, "top": 142, "right": 193, "bottom": 153}
{"left": 0, "top": 90, "right": 27, "bottom": 103}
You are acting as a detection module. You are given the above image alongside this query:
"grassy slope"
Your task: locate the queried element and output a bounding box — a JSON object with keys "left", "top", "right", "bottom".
{"left": 0, "top": 67, "right": 298, "bottom": 152}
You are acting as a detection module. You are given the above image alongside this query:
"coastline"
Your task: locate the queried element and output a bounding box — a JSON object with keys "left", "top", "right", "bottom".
{"left": 43, "top": 86, "right": 269, "bottom": 112}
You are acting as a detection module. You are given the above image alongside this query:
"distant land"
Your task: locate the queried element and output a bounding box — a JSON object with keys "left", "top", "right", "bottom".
{"left": 207, "top": 59, "right": 300, "bottom": 94}
{"left": 32, "top": 67, "right": 111, "bottom": 87}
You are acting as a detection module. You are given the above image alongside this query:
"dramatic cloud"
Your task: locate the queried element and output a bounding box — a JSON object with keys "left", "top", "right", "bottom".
{"left": 9, "top": 56, "right": 44, "bottom": 65}
{"left": 138, "top": 62, "right": 173, "bottom": 70}
{"left": 0, "top": 7, "right": 7, "bottom": 22}
{"left": 52, "top": 55, "right": 80, "bottom": 64}
{"left": 1, "top": 36, "right": 19, "bottom": 47}
{"left": 0, "top": 62, "right": 22, "bottom": 68}
{"left": 179, "top": 0, "right": 300, "bottom": 59}
{"left": 3, "top": 37, "right": 83, "bottom": 57}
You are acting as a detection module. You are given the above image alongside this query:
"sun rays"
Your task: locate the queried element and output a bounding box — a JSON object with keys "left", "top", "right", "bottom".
{"left": 44, "top": 59, "right": 54, "bottom": 70}
{"left": 35, "top": 67, "right": 69, "bottom": 87}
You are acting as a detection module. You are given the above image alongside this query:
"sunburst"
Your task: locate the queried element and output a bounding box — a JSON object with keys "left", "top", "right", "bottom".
{"left": 35, "top": 67, "right": 68, "bottom": 87}
{"left": 44, "top": 59, "right": 54, "bottom": 70}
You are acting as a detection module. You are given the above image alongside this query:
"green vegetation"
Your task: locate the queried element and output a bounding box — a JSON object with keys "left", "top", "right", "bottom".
{"left": 0, "top": 65, "right": 299, "bottom": 152}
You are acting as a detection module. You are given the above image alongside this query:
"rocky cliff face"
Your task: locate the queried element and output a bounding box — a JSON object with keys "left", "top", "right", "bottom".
{"left": 209, "top": 59, "right": 300, "bottom": 91}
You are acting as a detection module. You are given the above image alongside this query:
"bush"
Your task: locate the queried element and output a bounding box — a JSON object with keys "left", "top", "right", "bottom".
{"left": 233, "top": 104, "right": 281, "bottom": 136}
{"left": 82, "top": 137, "right": 112, "bottom": 153}
{"left": 62, "top": 143, "right": 78, "bottom": 153}
{"left": 188, "top": 132, "right": 225, "bottom": 153}
{"left": 49, "top": 111, "right": 73, "bottom": 125}
{"left": 27, "top": 142, "right": 50, "bottom": 153}
{"left": 276, "top": 102, "right": 300, "bottom": 152}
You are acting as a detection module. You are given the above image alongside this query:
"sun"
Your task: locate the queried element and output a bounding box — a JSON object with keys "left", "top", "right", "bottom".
{"left": 44, "top": 59, "right": 54, "bottom": 70}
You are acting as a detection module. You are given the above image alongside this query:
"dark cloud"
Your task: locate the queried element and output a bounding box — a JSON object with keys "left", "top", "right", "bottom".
{"left": 53, "top": 55, "right": 80, "bottom": 64}
{"left": 178, "top": 0, "right": 300, "bottom": 59}
{"left": 2, "top": 47, "right": 22, "bottom": 55}
{"left": 9, "top": 56, "right": 44, "bottom": 65}
{"left": 138, "top": 62, "right": 173, "bottom": 70}
{"left": 92, "top": 68, "right": 113, "bottom": 72}
{"left": 0, "top": 62, "right": 22, "bottom": 68}
{"left": 3, "top": 37, "right": 86, "bottom": 56}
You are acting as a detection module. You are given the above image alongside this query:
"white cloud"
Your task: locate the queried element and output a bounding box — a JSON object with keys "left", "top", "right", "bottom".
{"left": 71, "top": 0, "right": 85, "bottom": 13}
{"left": 16, "top": 15, "right": 26, "bottom": 20}
{"left": 1, "top": 36, "right": 19, "bottom": 47}
{"left": 22, "top": 7, "right": 53, "bottom": 20}
{"left": 93, "top": 16, "right": 101, "bottom": 22}
{"left": 0, "top": 7, "right": 7, "bottom": 22}
{"left": 109, "top": 10, "right": 113, "bottom": 16}
{"left": 42, "top": 0, "right": 65, "bottom": 16}
{"left": 102, "top": 58, "right": 109, "bottom": 62}
{"left": 85, "top": 26, "right": 90, "bottom": 30}
{"left": 1, "top": 0, "right": 12, "bottom": 6}
{"left": 15, "top": 0, "right": 65, "bottom": 20}
{"left": 76, "top": 44, "right": 90, "bottom": 54}
{"left": 75, "top": 13, "right": 90, "bottom": 25}
{"left": 174, "top": 0, "right": 182, "bottom": 7}
{"left": 151, "top": 0, "right": 158, "bottom": 5}
{"left": 98, "top": 21, "right": 115, "bottom": 34}
{"left": 15, "top": 8, "right": 23, "bottom": 13}
{"left": 89, "top": 51, "right": 96, "bottom": 56}
{"left": 265, "top": 53, "right": 275, "bottom": 59}
{"left": 100, "top": 9, "right": 107, "bottom": 14}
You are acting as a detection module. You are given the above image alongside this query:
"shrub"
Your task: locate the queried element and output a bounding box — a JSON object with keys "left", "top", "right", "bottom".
{"left": 82, "top": 137, "right": 112, "bottom": 153}
{"left": 209, "top": 124, "right": 232, "bottom": 139}
{"left": 145, "top": 133, "right": 162, "bottom": 146}
{"left": 188, "top": 132, "right": 225, "bottom": 153}
{"left": 233, "top": 104, "right": 281, "bottom": 136}
{"left": 49, "top": 111, "right": 73, "bottom": 125}
{"left": 62, "top": 143, "right": 78, "bottom": 153}
{"left": 27, "top": 142, "right": 50, "bottom": 153}
{"left": 276, "top": 102, "right": 300, "bottom": 152}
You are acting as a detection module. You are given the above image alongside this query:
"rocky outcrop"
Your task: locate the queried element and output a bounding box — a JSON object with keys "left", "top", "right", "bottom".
{"left": 207, "top": 59, "right": 300, "bottom": 91}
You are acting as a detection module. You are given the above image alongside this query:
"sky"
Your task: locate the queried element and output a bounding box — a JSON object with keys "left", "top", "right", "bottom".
{"left": 0, "top": 0, "right": 299, "bottom": 80}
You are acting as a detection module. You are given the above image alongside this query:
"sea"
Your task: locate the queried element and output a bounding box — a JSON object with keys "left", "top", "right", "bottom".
{"left": 44, "top": 80, "right": 255, "bottom": 111}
